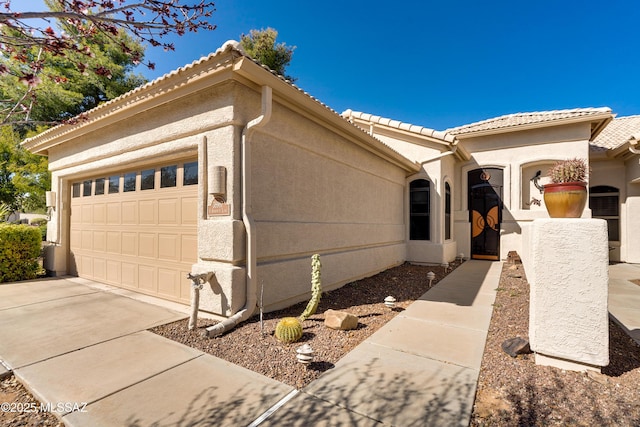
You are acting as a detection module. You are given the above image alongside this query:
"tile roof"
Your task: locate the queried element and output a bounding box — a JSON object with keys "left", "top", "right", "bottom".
{"left": 590, "top": 115, "right": 640, "bottom": 151}
{"left": 445, "top": 107, "right": 612, "bottom": 135}
{"left": 342, "top": 110, "right": 456, "bottom": 143}
{"left": 24, "top": 40, "right": 342, "bottom": 147}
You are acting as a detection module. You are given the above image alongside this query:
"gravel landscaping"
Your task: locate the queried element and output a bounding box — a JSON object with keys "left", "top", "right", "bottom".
{"left": 151, "top": 261, "right": 459, "bottom": 389}
{"left": 3, "top": 259, "right": 640, "bottom": 426}
{"left": 471, "top": 263, "right": 640, "bottom": 426}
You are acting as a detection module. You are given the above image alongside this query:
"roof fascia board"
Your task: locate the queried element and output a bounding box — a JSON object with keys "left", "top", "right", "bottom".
{"left": 454, "top": 113, "right": 614, "bottom": 140}
{"left": 232, "top": 58, "right": 420, "bottom": 173}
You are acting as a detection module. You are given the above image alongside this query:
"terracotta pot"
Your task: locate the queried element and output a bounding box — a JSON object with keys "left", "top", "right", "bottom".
{"left": 543, "top": 182, "right": 587, "bottom": 218}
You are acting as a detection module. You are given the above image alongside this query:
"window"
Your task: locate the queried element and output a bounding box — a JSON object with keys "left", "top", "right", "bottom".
{"left": 141, "top": 169, "right": 155, "bottom": 190}
{"left": 83, "top": 180, "right": 92, "bottom": 197}
{"left": 161, "top": 165, "right": 177, "bottom": 188}
{"left": 123, "top": 172, "right": 136, "bottom": 192}
{"left": 589, "top": 186, "right": 619, "bottom": 241}
{"left": 72, "top": 182, "right": 81, "bottom": 198}
{"left": 108, "top": 176, "right": 120, "bottom": 194}
{"left": 410, "top": 179, "right": 430, "bottom": 240}
{"left": 445, "top": 182, "right": 451, "bottom": 240}
{"left": 183, "top": 161, "right": 198, "bottom": 186}
{"left": 95, "top": 178, "right": 105, "bottom": 195}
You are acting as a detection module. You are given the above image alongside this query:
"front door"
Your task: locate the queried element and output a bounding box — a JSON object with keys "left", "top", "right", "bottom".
{"left": 469, "top": 168, "right": 503, "bottom": 260}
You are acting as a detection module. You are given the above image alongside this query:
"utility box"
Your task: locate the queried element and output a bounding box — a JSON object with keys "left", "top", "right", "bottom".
{"left": 529, "top": 218, "right": 609, "bottom": 372}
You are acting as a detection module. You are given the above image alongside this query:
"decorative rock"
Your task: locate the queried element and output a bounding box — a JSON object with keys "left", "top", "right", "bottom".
{"left": 501, "top": 337, "right": 531, "bottom": 358}
{"left": 324, "top": 309, "right": 359, "bottom": 330}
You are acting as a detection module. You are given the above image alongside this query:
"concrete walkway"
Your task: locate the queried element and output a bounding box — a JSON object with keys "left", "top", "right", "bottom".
{"left": 0, "top": 261, "right": 502, "bottom": 426}
{"left": 608, "top": 263, "right": 640, "bottom": 346}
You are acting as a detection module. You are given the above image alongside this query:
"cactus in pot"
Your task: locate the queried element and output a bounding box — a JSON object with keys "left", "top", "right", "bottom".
{"left": 543, "top": 158, "right": 588, "bottom": 218}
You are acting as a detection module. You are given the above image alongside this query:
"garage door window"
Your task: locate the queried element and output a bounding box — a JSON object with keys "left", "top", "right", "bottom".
{"left": 183, "top": 162, "right": 198, "bottom": 186}
{"left": 124, "top": 172, "right": 136, "bottom": 192}
{"left": 141, "top": 169, "right": 155, "bottom": 190}
{"left": 161, "top": 165, "right": 177, "bottom": 188}
{"left": 95, "top": 178, "right": 105, "bottom": 195}
{"left": 109, "top": 176, "right": 119, "bottom": 194}
{"left": 83, "top": 180, "right": 92, "bottom": 197}
{"left": 72, "top": 183, "right": 81, "bottom": 198}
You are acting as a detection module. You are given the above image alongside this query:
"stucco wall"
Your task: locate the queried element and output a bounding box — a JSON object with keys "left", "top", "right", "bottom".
{"left": 528, "top": 219, "right": 609, "bottom": 370}
{"left": 364, "top": 128, "right": 459, "bottom": 265}
{"left": 245, "top": 93, "right": 409, "bottom": 311}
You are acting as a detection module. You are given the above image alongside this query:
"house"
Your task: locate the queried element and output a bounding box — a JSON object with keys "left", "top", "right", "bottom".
{"left": 22, "top": 41, "right": 640, "bottom": 320}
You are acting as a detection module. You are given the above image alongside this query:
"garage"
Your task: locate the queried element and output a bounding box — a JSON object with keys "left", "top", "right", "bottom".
{"left": 69, "top": 160, "right": 198, "bottom": 303}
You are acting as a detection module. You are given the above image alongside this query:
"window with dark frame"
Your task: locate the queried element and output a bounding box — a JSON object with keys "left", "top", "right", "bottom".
{"left": 589, "top": 185, "right": 620, "bottom": 241}
{"left": 445, "top": 182, "right": 451, "bottom": 240}
{"left": 410, "top": 179, "right": 430, "bottom": 240}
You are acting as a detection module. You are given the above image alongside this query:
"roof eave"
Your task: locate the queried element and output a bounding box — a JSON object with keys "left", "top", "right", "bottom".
{"left": 452, "top": 112, "right": 615, "bottom": 140}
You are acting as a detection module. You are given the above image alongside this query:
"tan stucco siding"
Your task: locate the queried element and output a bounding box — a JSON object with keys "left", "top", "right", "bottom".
{"left": 47, "top": 83, "right": 236, "bottom": 174}
{"left": 248, "top": 103, "right": 408, "bottom": 311}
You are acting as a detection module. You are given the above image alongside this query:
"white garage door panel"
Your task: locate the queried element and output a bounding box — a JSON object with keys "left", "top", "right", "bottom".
{"left": 70, "top": 162, "right": 198, "bottom": 304}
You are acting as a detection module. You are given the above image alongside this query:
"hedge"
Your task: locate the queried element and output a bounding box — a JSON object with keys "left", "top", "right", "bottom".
{"left": 0, "top": 224, "right": 42, "bottom": 283}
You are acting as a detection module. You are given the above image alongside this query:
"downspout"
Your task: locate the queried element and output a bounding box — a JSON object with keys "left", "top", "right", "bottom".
{"left": 205, "top": 85, "right": 273, "bottom": 337}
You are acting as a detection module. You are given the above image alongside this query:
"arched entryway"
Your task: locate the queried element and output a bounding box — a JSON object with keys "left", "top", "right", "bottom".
{"left": 468, "top": 168, "right": 503, "bottom": 260}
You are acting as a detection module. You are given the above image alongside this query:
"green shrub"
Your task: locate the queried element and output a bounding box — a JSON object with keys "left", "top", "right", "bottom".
{"left": 38, "top": 224, "right": 47, "bottom": 241}
{"left": 30, "top": 218, "right": 47, "bottom": 226}
{"left": 0, "top": 224, "right": 42, "bottom": 283}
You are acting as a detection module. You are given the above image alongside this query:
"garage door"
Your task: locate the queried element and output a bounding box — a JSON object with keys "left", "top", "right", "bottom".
{"left": 70, "top": 160, "right": 198, "bottom": 304}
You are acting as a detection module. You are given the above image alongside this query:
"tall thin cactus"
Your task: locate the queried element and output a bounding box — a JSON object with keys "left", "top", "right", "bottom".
{"left": 299, "top": 254, "right": 321, "bottom": 321}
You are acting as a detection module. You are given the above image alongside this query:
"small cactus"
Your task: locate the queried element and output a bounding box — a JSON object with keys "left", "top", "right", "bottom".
{"left": 548, "top": 158, "right": 588, "bottom": 183}
{"left": 274, "top": 317, "right": 303, "bottom": 343}
{"left": 299, "top": 254, "right": 322, "bottom": 321}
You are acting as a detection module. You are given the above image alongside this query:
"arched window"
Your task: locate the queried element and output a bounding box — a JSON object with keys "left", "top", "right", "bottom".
{"left": 410, "top": 179, "right": 430, "bottom": 240}
{"left": 589, "top": 185, "right": 619, "bottom": 241}
{"left": 445, "top": 182, "right": 452, "bottom": 240}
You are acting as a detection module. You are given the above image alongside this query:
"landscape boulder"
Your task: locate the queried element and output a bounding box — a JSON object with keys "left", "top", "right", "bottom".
{"left": 324, "top": 309, "right": 359, "bottom": 330}
{"left": 501, "top": 337, "right": 531, "bottom": 358}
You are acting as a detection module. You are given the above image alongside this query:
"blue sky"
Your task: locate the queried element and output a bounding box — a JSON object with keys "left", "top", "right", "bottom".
{"left": 17, "top": 1, "right": 640, "bottom": 130}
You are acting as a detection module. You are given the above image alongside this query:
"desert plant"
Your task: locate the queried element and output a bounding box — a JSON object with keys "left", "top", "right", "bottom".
{"left": 548, "top": 158, "right": 588, "bottom": 183}
{"left": 274, "top": 317, "right": 303, "bottom": 343}
{"left": 299, "top": 254, "right": 322, "bottom": 321}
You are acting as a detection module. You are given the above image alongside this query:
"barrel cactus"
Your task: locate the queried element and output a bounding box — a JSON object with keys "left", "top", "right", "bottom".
{"left": 299, "top": 254, "right": 322, "bottom": 321}
{"left": 274, "top": 317, "right": 303, "bottom": 343}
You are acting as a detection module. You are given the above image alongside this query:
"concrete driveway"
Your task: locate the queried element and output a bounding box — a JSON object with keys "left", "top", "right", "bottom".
{"left": 0, "top": 277, "right": 294, "bottom": 426}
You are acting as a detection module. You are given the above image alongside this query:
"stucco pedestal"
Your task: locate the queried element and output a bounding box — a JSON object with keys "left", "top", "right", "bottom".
{"left": 529, "top": 218, "right": 609, "bottom": 372}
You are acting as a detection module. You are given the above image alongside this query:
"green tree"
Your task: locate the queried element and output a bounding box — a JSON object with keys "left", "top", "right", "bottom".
{"left": 0, "top": 3, "right": 152, "bottom": 211}
{"left": 240, "top": 28, "right": 296, "bottom": 81}
{"left": 0, "top": 0, "right": 216, "bottom": 125}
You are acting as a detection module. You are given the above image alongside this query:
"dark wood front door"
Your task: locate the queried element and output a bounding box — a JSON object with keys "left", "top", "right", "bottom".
{"left": 469, "top": 168, "right": 503, "bottom": 261}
